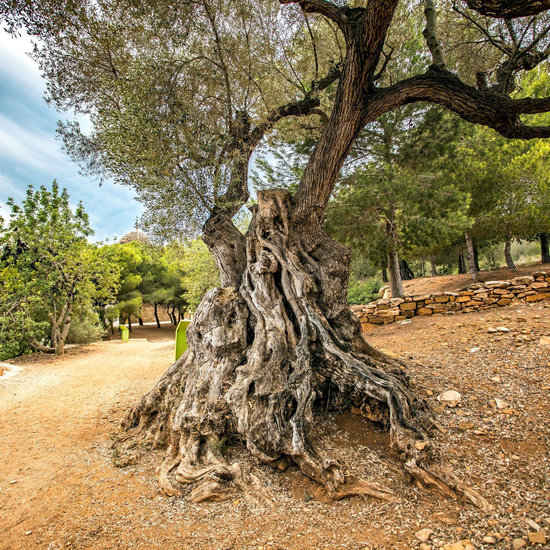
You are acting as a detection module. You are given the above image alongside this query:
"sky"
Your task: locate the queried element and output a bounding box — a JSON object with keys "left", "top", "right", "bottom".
{"left": 0, "top": 32, "right": 143, "bottom": 242}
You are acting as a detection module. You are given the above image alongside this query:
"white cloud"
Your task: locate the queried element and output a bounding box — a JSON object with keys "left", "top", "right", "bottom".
{"left": 0, "top": 173, "right": 22, "bottom": 198}
{"left": 0, "top": 113, "right": 68, "bottom": 173}
{"left": 0, "top": 32, "right": 45, "bottom": 96}
{"left": 0, "top": 32, "right": 143, "bottom": 242}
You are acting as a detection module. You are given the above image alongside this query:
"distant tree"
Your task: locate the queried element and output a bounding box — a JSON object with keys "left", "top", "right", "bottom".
{"left": 179, "top": 240, "right": 220, "bottom": 312}
{"left": 0, "top": 182, "right": 116, "bottom": 355}
{"left": 327, "top": 107, "right": 471, "bottom": 297}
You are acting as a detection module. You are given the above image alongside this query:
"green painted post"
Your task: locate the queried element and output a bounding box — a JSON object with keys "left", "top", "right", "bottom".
{"left": 175, "top": 320, "right": 191, "bottom": 361}
{"left": 120, "top": 325, "right": 129, "bottom": 342}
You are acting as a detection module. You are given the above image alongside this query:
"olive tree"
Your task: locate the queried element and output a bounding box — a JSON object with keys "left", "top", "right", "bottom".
{"left": 4, "top": 0, "right": 550, "bottom": 506}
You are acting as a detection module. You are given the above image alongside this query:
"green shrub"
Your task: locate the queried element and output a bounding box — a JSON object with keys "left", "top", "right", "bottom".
{"left": 347, "top": 278, "right": 382, "bottom": 304}
{"left": 66, "top": 309, "right": 105, "bottom": 344}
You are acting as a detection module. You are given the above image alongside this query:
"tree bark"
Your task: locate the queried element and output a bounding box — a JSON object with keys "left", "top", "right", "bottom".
{"left": 138, "top": 317, "right": 144, "bottom": 327}
{"left": 128, "top": 317, "right": 132, "bottom": 332}
{"left": 387, "top": 250, "right": 404, "bottom": 299}
{"left": 381, "top": 266, "right": 388, "bottom": 283}
{"left": 504, "top": 231, "right": 516, "bottom": 270}
{"left": 540, "top": 232, "right": 550, "bottom": 264}
{"left": 30, "top": 301, "right": 72, "bottom": 355}
{"left": 465, "top": 0, "right": 550, "bottom": 18}
{"left": 430, "top": 257, "right": 437, "bottom": 277}
{"left": 465, "top": 233, "right": 479, "bottom": 281}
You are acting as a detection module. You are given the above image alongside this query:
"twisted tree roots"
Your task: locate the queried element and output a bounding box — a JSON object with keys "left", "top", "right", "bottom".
{"left": 115, "top": 190, "right": 491, "bottom": 511}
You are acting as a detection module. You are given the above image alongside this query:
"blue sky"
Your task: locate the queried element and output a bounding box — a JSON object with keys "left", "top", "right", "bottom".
{"left": 0, "top": 32, "right": 143, "bottom": 242}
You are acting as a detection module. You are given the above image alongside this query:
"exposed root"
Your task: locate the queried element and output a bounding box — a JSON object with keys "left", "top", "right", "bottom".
{"left": 115, "top": 189, "right": 491, "bottom": 510}
{"left": 405, "top": 460, "right": 494, "bottom": 512}
{"left": 331, "top": 476, "right": 395, "bottom": 501}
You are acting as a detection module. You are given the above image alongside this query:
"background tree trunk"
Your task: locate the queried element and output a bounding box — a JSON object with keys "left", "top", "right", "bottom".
{"left": 399, "top": 259, "right": 415, "bottom": 280}
{"left": 386, "top": 218, "right": 404, "bottom": 298}
{"left": 458, "top": 252, "right": 466, "bottom": 274}
{"left": 504, "top": 231, "right": 516, "bottom": 270}
{"left": 387, "top": 249, "right": 404, "bottom": 298}
{"left": 540, "top": 232, "right": 550, "bottom": 263}
{"left": 381, "top": 266, "right": 388, "bottom": 282}
{"left": 154, "top": 304, "right": 161, "bottom": 329}
{"left": 430, "top": 257, "right": 437, "bottom": 277}
{"left": 473, "top": 242, "right": 481, "bottom": 272}
{"left": 465, "top": 233, "right": 479, "bottom": 281}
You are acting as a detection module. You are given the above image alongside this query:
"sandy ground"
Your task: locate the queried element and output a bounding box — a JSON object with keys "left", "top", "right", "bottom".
{"left": 0, "top": 300, "right": 549, "bottom": 549}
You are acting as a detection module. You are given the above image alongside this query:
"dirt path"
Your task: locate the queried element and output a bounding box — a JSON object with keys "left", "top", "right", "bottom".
{"left": 1, "top": 308, "right": 549, "bottom": 549}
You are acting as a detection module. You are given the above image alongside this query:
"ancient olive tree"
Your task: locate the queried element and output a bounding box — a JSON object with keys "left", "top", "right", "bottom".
{"left": 6, "top": 0, "right": 550, "bottom": 505}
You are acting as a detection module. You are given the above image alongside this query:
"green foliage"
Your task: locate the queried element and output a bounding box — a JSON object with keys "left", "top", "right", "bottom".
{"left": 180, "top": 240, "right": 220, "bottom": 311}
{"left": 347, "top": 278, "right": 382, "bottom": 305}
{"left": 0, "top": 182, "right": 117, "bottom": 356}
{"left": 66, "top": 308, "right": 105, "bottom": 344}
{"left": 327, "top": 106, "right": 472, "bottom": 274}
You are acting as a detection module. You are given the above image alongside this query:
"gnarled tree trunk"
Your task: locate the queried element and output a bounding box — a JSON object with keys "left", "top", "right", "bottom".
{"left": 116, "top": 190, "right": 490, "bottom": 510}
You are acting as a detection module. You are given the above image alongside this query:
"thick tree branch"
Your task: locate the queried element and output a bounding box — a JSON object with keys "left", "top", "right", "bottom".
{"left": 365, "top": 67, "right": 550, "bottom": 138}
{"left": 463, "top": 1, "right": 550, "bottom": 18}
{"left": 279, "top": 0, "right": 345, "bottom": 30}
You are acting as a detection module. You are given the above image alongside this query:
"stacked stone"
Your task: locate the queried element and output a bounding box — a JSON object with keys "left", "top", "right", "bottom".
{"left": 350, "top": 271, "right": 550, "bottom": 331}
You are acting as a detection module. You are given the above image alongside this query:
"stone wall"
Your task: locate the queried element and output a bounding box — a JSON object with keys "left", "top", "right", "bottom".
{"left": 351, "top": 271, "right": 550, "bottom": 331}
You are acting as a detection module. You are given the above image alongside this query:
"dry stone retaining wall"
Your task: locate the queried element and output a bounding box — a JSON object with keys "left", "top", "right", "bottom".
{"left": 351, "top": 271, "right": 550, "bottom": 331}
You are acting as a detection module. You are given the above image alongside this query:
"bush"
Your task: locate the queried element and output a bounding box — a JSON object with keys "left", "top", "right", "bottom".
{"left": 66, "top": 309, "right": 105, "bottom": 344}
{"left": 347, "top": 278, "right": 382, "bottom": 304}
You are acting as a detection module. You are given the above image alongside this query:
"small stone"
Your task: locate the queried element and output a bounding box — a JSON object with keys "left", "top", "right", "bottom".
{"left": 25, "top": 531, "right": 32, "bottom": 536}
{"left": 539, "top": 336, "right": 550, "bottom": 346}
{"left": 437, "top": 390, "right": 461, "bottom": 404}
{"left": 419, "top": 544, "right": 432, "bottom": 550}
{"left": 512, "top": 539, "right": 526, "bottom": 549}
{"left": 489, "top": 375, "right": 501, "bottom": 383}
{"left": 469, "top": 347, "right": 480, "bottom": 353}
{"left": 415, "top": 440, "right": 429, "bottom": 451}
{"left": 416, "top": 528, "right": 433, "bottom": 542}
{"left": 458, "top": 421, "right": 475, "bottom": 430}
{"left": 10, "top": 480, "right": 17, "bottom": 484}
{"left": 487, "top": 327, "right": 498, "bottom": 333}
{"left": 496, "top": 326, "right": 510, "bottom": 332}
{"left": 482, "top": 535, "right": 495, "bottom": 543}
{"left": 443, "top": 543, "right": 465, "bottom": 550}
{"left": 528, "top": 531, "right": 546, "bottom": 544}
{"left": 494, "top": 397, "right": 508, "bottom": 409}
{"left": 526, "top": 519, "right": 542, "bottom": 531}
